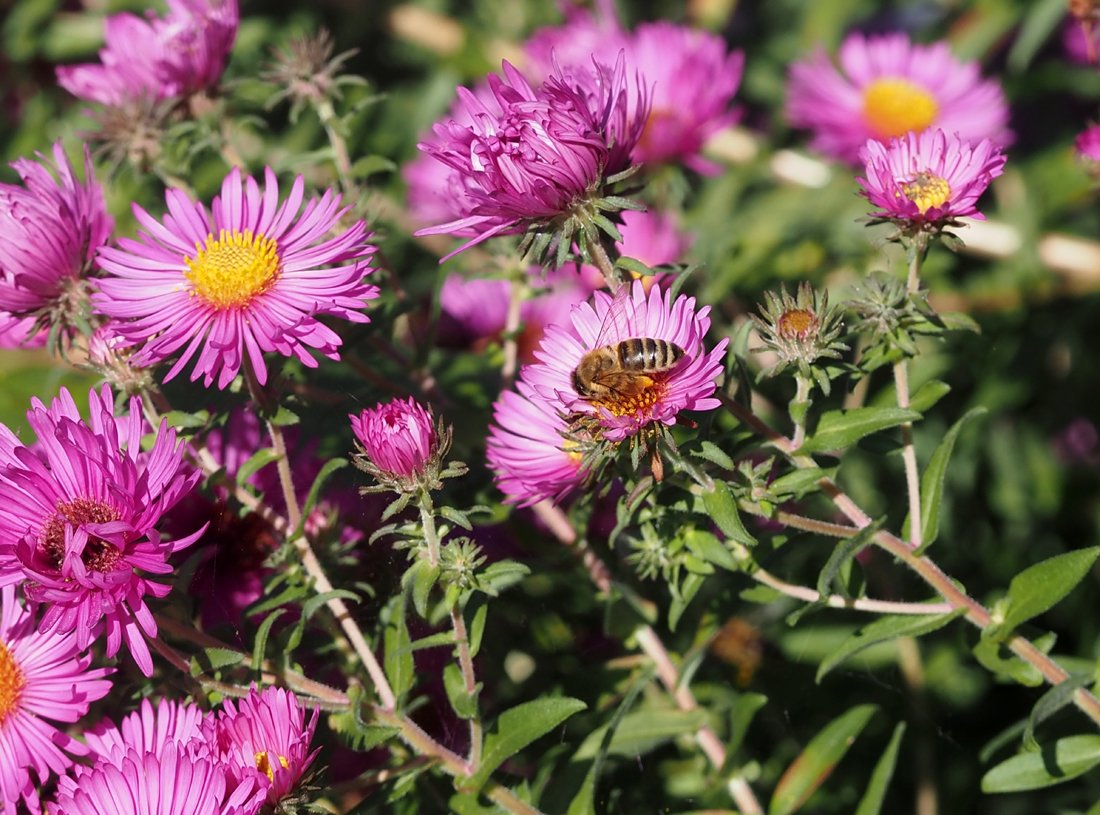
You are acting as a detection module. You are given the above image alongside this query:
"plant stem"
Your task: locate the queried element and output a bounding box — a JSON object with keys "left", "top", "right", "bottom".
{"left": 748, "top": 567, "right": 954, "bottom": 615}
{"left": 316, "top": 98, "right": 355, "bottom": 191}
{"left": 790, "top": 373, "right": 811, "bottom": 450}
{"left": 723, "top": 395, "right": 1100, "bottom": 729}
{"left": 589, "top": 233, "right": 623, "bottom": 293}
{"left": 530, "top": 500, "right": 764, "bottom": 814}
{"left": 894, "top": 358, "right": 922, "bottom": 549}
{"left": 501, "top": 278, "right": 524, "bottom": 386}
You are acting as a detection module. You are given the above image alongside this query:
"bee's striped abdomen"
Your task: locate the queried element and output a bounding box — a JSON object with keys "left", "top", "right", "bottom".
{"left": 615, "top": 338, "right": 685, "bottom": 373}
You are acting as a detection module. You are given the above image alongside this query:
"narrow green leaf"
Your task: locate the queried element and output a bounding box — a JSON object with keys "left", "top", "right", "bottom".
{"left": 816, "top": 611, "right": 963, "bottom": 682}
{"left": 669, "top": 571, "right": 706, "bottom": 631}
{"left": 972, "top": 638, "right": 1044, "bottom": 687}
{"left": 769, "top": 705, "right": 877, "bottom": 815}
{"left": 910, "top": 407, "right": 985, "bottom": 550}
{"left": 615, "top": 256, "right": 655, "bottom": 276}
{"left": 251, "top": 609, "right": 286, "bottom": 672}
{"left": 384, "top": 598, "right": 414, "bottom": 698}
{"left": 982, "top": 736, "right": 1100, "bottom": 792}
{"left": 440, "top": 505, "right": 473, "bottom": 530}
{"left": 997, "top": 548, "right": 1100, "bottom": 636}
{"left": 162, "top": 409, "right": 211, "bottom": 429}
{"left": 300, "top": 457, "right": 348, "bottom": 521}
{"left": 816, "top": 520, "right": 881, "bottom": 600}
{"left": 443, "top": 662, "right": 480, "bottom": 719}
{"left": 193, "top": 647, "right": 246, "bottom": 673}
{"left": 684, "top": 529, "right": 739, "bottom": 571}
{"left": 798, "top": 407, "right": 921, "bottom": 454}
{"left": 702, "top": 481, "right": 757, "bottom": 548}
{"left": 766, "top": 467, "right": 837, "bottom": 501}
{"left": 1008, "top": 0, "right": 1069, "bottom": 72}
{"left": 467, "top": 697, "right": 587, "bottom": 792}
{"left": 301, "top": 590, "right": 360, "bottom": 624}
{"left": 269, "top": 405, "right": 300, "bottom": 426}
{"left": 574, "top": 708, "right": 710, "bottom": 760}
{"left": 854, "top": 723, "right": 906, "bottom": 815}
{"left": 1024, "top": 676, "right": 1093, "bottom": 751}
{"left": 403, "top": 558, "right": 440, "bottom": 619}
{"left": 235, "top": 448, "right": 280, "bottom": 486}
{"left": 906, "top": 380, "right": 951, "bottom": 414}
{"left": 468, "top": 599, "right": 488, "bottom": 657}
{"left": 726, "top": 692, "right": 769, "bottom": 761}
{"left": 693, "top": 440, "right": 735, "bottom": 470}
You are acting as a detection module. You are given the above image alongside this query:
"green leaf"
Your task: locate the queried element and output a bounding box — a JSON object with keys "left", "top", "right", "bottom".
{"left": 443, "top": 662, "right": 480, "bottom": 719}
{"left": 669, "top": 571, "right": 706, "bottom": 632}
{"left": 692, "top": 440, "right": 735, "bottom": 471}
{"left": 192, "top": 647, "right": 246, "bottom": 674}
{"left": 574, "top": 708, "right": 710, "bottom": 760}
{"left": 798, "top": 407, "right": 921, "bottom": 455}
{"left": 982, "top": 735, "right": 1100, "bottom": 792}
{"left": 403, "top": 558, "right": 440, "bottom": 619}
{"left": 269, "top": 405, "right": 300, "bottom": 426}
{"left": 384, "top": 598, "right": 414, "bottom": 699}
{"left": 684, "top": 528, "right": 739, "bottom": 572}
{"left": 468, "top": 598, "right": 488, "bottom": 657}
{"left": 816, "top": 611, "right": 963, "bottom": 682}
{"left": 726, "top": 692, "right": 769, "bottom": 761}
{"left": 702, "top": 481, "right": 757, "bottom": 548}
{"left": 769, "top": 705, "right": 877, "bottom": 815}
{"left": 162, "top": 409, "right": 211, "bottom": 430}
{"left": 995, "top": 548, "right": 1100, "bottom": 637}
{"left": 815, "top": 520, "right": 881, "bottom": 600}
{"left": 615, "top": 256, "right": 655, "bottom": 277}
{"left": 1008, "top": 0, "right": 1069, "bottom": 72}
{"left": 466, "top": 697, "right": 587, "bottom": 792}
{"left": 906, "top": 380, "right": 951, "bottom": 414}
{"left": 766, "top": 467, "right": 836, "bottom": 501}
{"left": 251, "top": 609, "right": 286, "bottom": 672}
{"left": 235, "top": 447, "right": 280, "bottom": 486}
{"left": 972, "top": 637, "right": 1045, "bottom": 687}
{"left": 301, "top": 590, "right": 360, "bottom": 625}
{"left": 1024, "top": 676, "right": 1093, "bottom": 751}
{"left": 300, "top": 457, "right": 348, "bottom": 522}
{"left": 854, "top": 723, "right": 906, "bottom": 815}
{"left": 909, "top": 407, "right": 985, "bottom": 551}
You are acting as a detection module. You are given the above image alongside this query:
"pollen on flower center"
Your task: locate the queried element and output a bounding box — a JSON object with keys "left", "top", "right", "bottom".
{"left": 0, "top": 641, "right": 25, "bottom": 725}
{"left": 41, "top": 497, "right": 123, "bottom": 572}
{"left": 185, "top": 229, "right": 281, "bottom": 309}
{"left": 862, "top": 78, "right": 938, "bottom": 139}
{"left": 255, "top": 750, "right": 290, "bottom": 781}
{"left": 777, "top": 308, "right": 816, "bottom": 340}
{"left": 901, "top": 171, "right": 952, "bottom": 214}
{"left": 595, "top": 383, "right": 664, "bottom": 418}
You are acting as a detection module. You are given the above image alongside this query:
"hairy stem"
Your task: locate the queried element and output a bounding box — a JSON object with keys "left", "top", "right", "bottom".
{"left": 791, "top": 373, "right": 811, "bottom": 450}
{"left": 748, "top": 567, "right": 954, "bottom": 615}
{"left": 894, "top": 358, "right": 922, "bottom": 549}
{"left": 316, "top": 98, "right": 355, "bottom": 191}
{"left": 501, "top": 278, "right": 524, "bottom": 386}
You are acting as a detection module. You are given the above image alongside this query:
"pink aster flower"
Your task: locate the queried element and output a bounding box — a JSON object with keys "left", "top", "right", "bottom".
{"left": 94, "top": 167, "right": 379, "bottom": 389}
{"left": 351, "top": 397, "right": 444, "bottom": 490}
{"left": 486, "top": 382, "right": 587, "bottom": 506}
{"left": 1064, "top": 17, "right": 1100, "bottom": 65}
{"left": 787, "top": 32, "right": 1011, "bottom": 163}
{"left": 1077, "top": 124, "right": 1100, "bottom": 163}
{"left": 524, "top": 280, "right": 727, "bottom": 442}
{"left": 212, "top": 686, "right": 318, "bottom": 805}
{"left": 0, "top": 385, "right": 203, "bottom": 676}
{"left": 0, "top": 314, "right": 45, "bottom": 349}
{"left": 0, "top": 587, "right": 112, "bottom": 812}
{"left": 0, "top": 142, "right": 112, "bottom": 322}
{"left": 50, "top": 742, "right": 262, "bottom": 815}
{"left": 56, "top": 0, "right": 239, "bottom": 107}
{"left": 83, "top": 698, "right": 212, "bottom": 768}
{"left": 414, "top": 58, "right": 647, "bottom": 258}
{"left": 858, "top": 128, "right": 1007, "bottom": 224}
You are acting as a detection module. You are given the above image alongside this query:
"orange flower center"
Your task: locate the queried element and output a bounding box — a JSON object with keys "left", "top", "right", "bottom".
{"left": 595, "top": 382, "right": 663, "bottom": 418}
{"left": 0, "top": 640, "right": 25, "bottom": 726}
{"left": 41, "top": 497, "right": 123, "bottom": 573}
{"left": 185, "top": 229, "right": 281, "bottom": 309}
{"left": 901, "top": 171, "right": 952, "bottom": 214}
{"left": 255, "top": 750, "right": 290, "bottom": 781}
{"left": 777, "top": 308, "right": 816, "bottom": 340}
{"left": 862, "top": 78, "right": 938, "bottom": 139}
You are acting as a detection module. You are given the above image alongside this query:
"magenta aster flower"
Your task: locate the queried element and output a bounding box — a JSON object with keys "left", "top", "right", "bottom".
{"left": 0, "top": 142, "right": 112, "bottom": 322}
{"left": 414, "top": 58, "right": 647, "bottom": 258}
{"left": 0, "top": 386, "right": 203, "bottom": 676}
{"left": 83, "top": 698, "right": 211, "bottom": 768}
{"left": 50, "top": 742, "right": 262, "bottom": 815}
{"left": 857, "top": 128, "right": 1007, "bottom": 224}
{"left": 523, "top": 280, "right": 727, "bottom": 442}
{"left": 212, "top": 686, "right": 318, "bottom": 805}
{"left": 787, "top": 32, "right": 1011, "bottom": 163}
{"left": 486, "top": 382, "right": 587, "bottom": 506}
{"left": 1077, "top": 124, "right": 1100, "bottom": 162}
{"left": 94, "top": 167, "right": 379, "bottom": 389}
{"left": 0, "top": 587, "right": 112, "bottom": 812}
{"left": 351, "top": 397, "right": 442, "bottom": 490}
{"left": 56, "top": 0, "right": 239, "bottom": 107}
{"left": 0, "top": 314, "right": 45, "bottom": 349}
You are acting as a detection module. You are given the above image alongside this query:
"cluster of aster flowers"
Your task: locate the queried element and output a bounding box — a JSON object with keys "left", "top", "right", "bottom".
{"left": 487, "top": 281, "right": 727, "bottom": 505}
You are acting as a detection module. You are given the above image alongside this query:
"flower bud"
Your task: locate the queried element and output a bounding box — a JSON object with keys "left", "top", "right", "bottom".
{"left": 350, "top": 397, "right": 447, "bottom": 491}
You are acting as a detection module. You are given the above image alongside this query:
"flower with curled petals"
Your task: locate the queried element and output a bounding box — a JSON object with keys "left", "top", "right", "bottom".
{"left": 0, "top": 587, "right": 112, "bottom": 812}
{"left": 523, "top": 280, "right": 727, "bottom": 443}
{"left": 486, "top": 382, "right": 587, "bottom": 507}
{"left": 56, "top": 0, "right": 238, "bottom": 107}
{"left": 787, "top": 32, "right": 1011, "bottom": 163}
{"left": 94, "top": 167, "right": 378, "bottom": 389}
{"left": 50, "top": 741, "right": 262, "bottom": 815}
{"left": 857, "top": 128, "right": 1006, "bottom": 227}
{"left": 0, "top": 386, "right": 203, "bottom": 676}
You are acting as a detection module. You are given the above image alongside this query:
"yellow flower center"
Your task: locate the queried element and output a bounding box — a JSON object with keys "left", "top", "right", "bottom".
{"left": 0, "top": 641, "right": 25, "bottom": 726}
{"left": 901, "top": 171, "right": 952, "bottom": 214}
{"left": 862, "top": 78, "right": 939, "bottom": 139}
{"left": 255, "top": 750, "right": 290, "bottom": 781}
{"left": 777, "top": 308, "right": 816, "bottom": 340}
{"left": 595, "top": 384, "right": 662, "bottom": 418}
{"left": 185, "top": 229, "right": 281, "bottom": 309}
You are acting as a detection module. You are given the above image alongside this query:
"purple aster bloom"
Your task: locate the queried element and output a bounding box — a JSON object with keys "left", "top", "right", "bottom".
{"left": 0, "top": 314, "right": 45, "bottom": 349}
{"left": 0, "top": 385, "right": 203, "bottom": 676}
{"left": 83, "top": 697, "right": 212, "bottom": 768}
{"left": 0, "top": 587, "right": 112, "bottom": 811}
{"left": 0, "top": 142, "right": 112, "bottom": 322}
{"left": 787, "top": 32, "right": 1011, "bottom": 163}
{"left": 523, "top": 280, "right": 728, "bottom": 442}
{"left": 94, "top": 167, "right": 379, "bottom": 389}
{"left": 1077, "top": 124, "right": 1100, "bottom": 162}
{"left": 351, "top": 397, "right": 441, "bottom": 489}
{"left": 56, "top": 0, "right": 239, "bottom": 107}
{"left": 486, "top": 382, "right": 587, "bottom": 506}
{"left": 857, "top": 128, "right": 1007, "bottom": 224}
{"left": 414, "top": 58, "right": 647, "bottom": 258}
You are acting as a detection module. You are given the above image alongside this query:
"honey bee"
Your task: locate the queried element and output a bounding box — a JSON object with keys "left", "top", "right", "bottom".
{"left": 571, "top": 337, "right": 685, "bottom": 410}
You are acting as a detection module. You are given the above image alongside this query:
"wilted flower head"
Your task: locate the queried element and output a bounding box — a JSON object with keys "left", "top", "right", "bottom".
{"left": 414, "top": 58, "right": 647, "bottom": 261}
{"left": 0, "top": 142, "right": 112, "bottom": 340}
{"left": 787, "top": 32, "right": 1011, "bottom": 163}
{"left": 261, "top": 28, "right": 360, "bottom": 115}
{"left": 212, "top": 686, "right": 319, "bottom": 805}
{"left": 752, "top": 283, "right": 847, "bottom": 389}
{"left": 0, "top": 386, "right": 203, "bottom": 676}
{"left": 56, "top": 0, "right": 239, "bottom": 107}
{"left": 523, "top": 280, "right": 727, "bottom": 443}
{"left": 858, "top": 128, "right": 1006, "bottom": 227}
{"left": 94, "top": 167, "right": 379, "bottom": 389}
{"left": 351, "top": 397, "right": 451, "bottom": 492}
{"left": 0, "top": 587, "right": 112, "bottom": 812}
